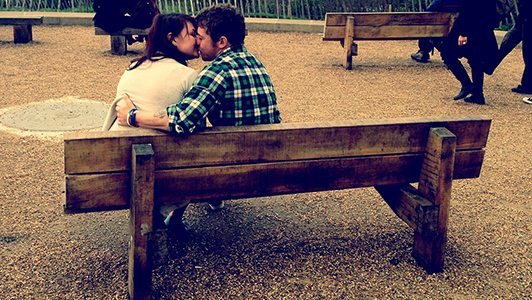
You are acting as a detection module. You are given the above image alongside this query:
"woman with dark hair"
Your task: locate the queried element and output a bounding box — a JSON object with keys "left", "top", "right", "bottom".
{"left": 439, "top": 0, "right": 499, "bottom": 105}
{"left": 102, "top": 13, "right": 200, "bottom": 131}
{"left": 102, "top": 13, "right": 200, "bottom": 234}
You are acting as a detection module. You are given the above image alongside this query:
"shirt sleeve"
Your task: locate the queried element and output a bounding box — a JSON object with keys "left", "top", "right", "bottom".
{"left": 166, "top": 65, "right": 228, "bottom": 135}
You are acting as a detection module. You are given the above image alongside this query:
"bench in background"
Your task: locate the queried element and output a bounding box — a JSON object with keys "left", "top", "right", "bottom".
{"left": 95, "top": 27, "right": 149, "bottom": 55}
{"left": 63, "top": 115, "right": 490, "bottom": 299}
{"left": 0, "top": 15, "right": 43, "bottom": 43}
{"left": 323, "top": 12, "right": 459, "bottom": 69}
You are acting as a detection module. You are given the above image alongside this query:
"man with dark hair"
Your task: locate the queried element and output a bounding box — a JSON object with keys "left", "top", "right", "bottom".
{"left": 114, "top": 4, "right": 281, "bottom": 233}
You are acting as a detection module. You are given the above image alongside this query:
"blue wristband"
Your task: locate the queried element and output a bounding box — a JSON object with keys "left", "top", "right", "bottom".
{"left": 131, "top": 109, "right": 138, "bottom": 127}
{"left": 127, "top": 108, "right": 138, "bottom": 127}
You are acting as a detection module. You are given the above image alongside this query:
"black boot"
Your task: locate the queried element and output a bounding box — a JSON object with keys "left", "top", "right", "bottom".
{"left": 464, "top": 94, "right": 486, "bottom": 105}
{"left": 444, "top": 58, "right": 473, "bottom": 100}
{"left": 454, "top": 85, "right": 474, "bottom": 100}
{"left": 411, "top": 50, "right": 429, "bottom": 63}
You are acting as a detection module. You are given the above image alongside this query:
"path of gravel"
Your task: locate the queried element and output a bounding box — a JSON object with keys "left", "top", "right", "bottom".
{"left": 0, "top": 25, "right": 531, "bottom": 299}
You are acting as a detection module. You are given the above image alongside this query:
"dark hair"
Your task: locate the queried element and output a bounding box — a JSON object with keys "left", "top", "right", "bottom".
{"left": 196, "top": 4, "right": 246, "bottom": 46}
{"left": 129, "top": 13, "right": 196, "bottom": 70}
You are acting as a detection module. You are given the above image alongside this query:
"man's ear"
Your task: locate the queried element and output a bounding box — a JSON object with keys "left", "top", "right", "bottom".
{"left": 217, "top": 36, "right": 231, "bottom": 49}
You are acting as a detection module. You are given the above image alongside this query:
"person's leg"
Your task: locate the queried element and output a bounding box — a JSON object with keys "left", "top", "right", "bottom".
{"left": 442, "top": 55, "right": 473, "bottom": 99}
{"left": 160, "top": 201, "right": 191, "bottom": 234}
{"left": 440, "top": 36, "right": 474, "bottom": 99}
{"left": 519, "top": 18, "right": 532, "bottom": 91}
{"left": 500, "top": 22, "right": 524, "bottom": 60}
{"left": 465, "top": 62, "right": 486, "bottom": 104}
{"left": 486, "top": 20, "right": 523, "bottom": 75}
{"left": 411, "top": 38, "right": 433, "bottom": 62}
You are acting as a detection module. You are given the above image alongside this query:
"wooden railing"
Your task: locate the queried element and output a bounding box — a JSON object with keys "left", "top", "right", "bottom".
{"left": 0, "top": 0, "right": 518, "bottom": 25}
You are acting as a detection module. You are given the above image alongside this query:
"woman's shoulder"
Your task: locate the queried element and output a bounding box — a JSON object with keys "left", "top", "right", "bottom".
{"left": 156, "top": 58, "right": 198, "bottom": 75}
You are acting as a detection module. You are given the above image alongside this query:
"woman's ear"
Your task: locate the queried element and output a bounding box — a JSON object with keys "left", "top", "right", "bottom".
{"left": 168, "top": 32, "right": 178, "bottom": 46}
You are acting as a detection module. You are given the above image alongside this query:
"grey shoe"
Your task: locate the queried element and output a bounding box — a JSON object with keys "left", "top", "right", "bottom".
{"left": 208, "top": 200, "right": 224, "bottom": 211}
{"left": 411, "top": 50, "right": 429, "bottom": 63}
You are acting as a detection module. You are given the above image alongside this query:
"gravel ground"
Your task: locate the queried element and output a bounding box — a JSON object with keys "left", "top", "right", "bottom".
{"left": 0, "top": 25, "right": 531, "bottom": 299}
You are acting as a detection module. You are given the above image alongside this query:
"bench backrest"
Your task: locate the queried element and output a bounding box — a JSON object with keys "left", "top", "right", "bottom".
{"left": 323, "top": 12, "right": 458, "bottom": 41}
{"left": 64, "top": 115, "right": 490, "bottom": 214}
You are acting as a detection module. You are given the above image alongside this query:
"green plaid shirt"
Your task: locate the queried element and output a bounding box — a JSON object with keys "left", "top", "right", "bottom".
{"left": 167, "top": 45, "right": 281, "bottom": 135}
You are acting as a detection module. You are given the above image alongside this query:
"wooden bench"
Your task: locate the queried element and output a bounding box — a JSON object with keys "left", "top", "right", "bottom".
{"left": 323, "top": 12, "right": 459, "bottom": 69}
{"left": 95, "top": 27, "right": 149, "bottom": 55}
{"left": 63, "top": 115, "right": 490, "bottom": 299}
{"left": 0, "top": 15, "right": 43, "bottom": 43}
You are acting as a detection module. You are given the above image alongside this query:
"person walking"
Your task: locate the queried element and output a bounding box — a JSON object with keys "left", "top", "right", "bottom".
{"left": 439, "top": 0, "right": 499, "bottom": 105}
{"left": 410, "top": 0, "right": 464, "bottom": 63}
{"left": 485, "top": 0, "right": 532, "bottom": 97}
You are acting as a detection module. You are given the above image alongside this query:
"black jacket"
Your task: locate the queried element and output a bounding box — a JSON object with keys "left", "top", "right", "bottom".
{"left": 444, "top": 0, "right": 499, "bottom": 62}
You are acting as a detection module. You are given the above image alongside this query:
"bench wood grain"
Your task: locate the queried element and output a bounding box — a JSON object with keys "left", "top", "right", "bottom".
{"left": 64, "top": 115, "right": 491, "bottom": 299}
{"left": 323, "top": 12, "right": 459, "bottom": 69}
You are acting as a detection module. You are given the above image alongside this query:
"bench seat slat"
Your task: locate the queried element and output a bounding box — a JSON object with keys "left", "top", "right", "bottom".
{"left": 64, "top": 149, "right": 484, "bottom": 214}
{"left": 64, "top": 116, "right": 491, "bottom": 175}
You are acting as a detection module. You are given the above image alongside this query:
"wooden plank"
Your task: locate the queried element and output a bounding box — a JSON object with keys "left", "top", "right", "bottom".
{"left": 95, "top": 27, "right": 150, "bottom": 36}
{"left": 375, "top": 183, "right": 438, "bottom": 237}
{"left": 64, "top": 172, "right": 130, "bottom": 214}
{"left": 344, "top": 16, "right": 354, "bottom": 70}
{"left": 128, "top": 144, "right": 155, "bottom": 300}
{"left": 64, "top": 116, "right": 491, "bottom": 175}
{"left": 413, "top": 128, "right": 456, "bottom": 274}
{"left": 325, "top": 12, "right": 457, "bottom": 26}
{"left": 64, "top": 149, "right": 485, "bottom": 214}
{"left": 111, "top": 35, "right": 127, "bottom": 55}
{"left": 323, "top": 25, "right": 452, "bottom": 41}
{"left": 14, "top": 24, "right": 33, "bottom": 43}
{"left": 0, "top": 16, "right": 43, "bottom": 25}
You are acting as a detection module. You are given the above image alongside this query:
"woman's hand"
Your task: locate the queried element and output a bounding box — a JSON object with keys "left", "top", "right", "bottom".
{"left": 458, "top": 35, "right": 468, "bottom": 47}
{"left": 115, "top": 93, "right": 135, "bottom": 126}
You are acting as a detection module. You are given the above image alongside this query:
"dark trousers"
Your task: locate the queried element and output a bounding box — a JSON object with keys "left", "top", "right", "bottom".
{"left": 440, "top": 40, "right": 485, "bottom": 95}
{"left": 490, "top": 16, "right": 532, "bottom": 88}
{"left": 522, "top": 19, "right": 532, "bottom": 88}
{"left": 418, "top": 37, "right": 444, "bottom": 53}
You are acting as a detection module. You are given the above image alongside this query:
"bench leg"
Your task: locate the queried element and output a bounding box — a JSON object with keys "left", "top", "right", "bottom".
{"left": 375, "top": 183, "right": 439, "bottom": 238}
{"left": 111, "top": 35, "right": 127, "bottom": 55}
{"left": 344, "top": 16, "right": 355, "bottom": 70}
{"left": 14, "top": 25, "right": 33, "bottom": 44}
{"left": 413, "top": 127, "right": 456, "bottom": 273}
{"left": 129, "top": 144, "right": 155, "bottom": 300}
